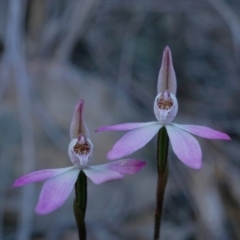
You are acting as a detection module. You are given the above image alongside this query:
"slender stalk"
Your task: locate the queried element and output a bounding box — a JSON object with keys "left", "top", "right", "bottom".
{"left": 74, "top": 170, "right": 87, "bottom": 240}
{"left": 154, "top": 127, "right": 169, "bottom": 240}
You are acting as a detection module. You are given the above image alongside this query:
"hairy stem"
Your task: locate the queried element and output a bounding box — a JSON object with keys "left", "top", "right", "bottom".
{"left": 154, "top": 127, "right": 169, "bottom": 240}
{"left": 74, "top": 171, "right": 87, "bottom": 240}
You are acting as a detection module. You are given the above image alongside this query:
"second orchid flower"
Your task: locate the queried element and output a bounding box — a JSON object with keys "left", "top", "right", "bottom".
{"left": 12, "top": 100, "right": 146, "bottom": 214}
{"left": 96, "top": 46, "right": 230, "bottom": 169}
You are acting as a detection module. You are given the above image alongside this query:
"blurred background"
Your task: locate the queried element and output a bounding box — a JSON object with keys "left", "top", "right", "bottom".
{"left": 0, "top": 0, "right": 239, "bottom": 239}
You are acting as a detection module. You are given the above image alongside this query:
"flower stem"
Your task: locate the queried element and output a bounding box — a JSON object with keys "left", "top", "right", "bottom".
{"left": 154, "top": 127, "right": 169, "bottom": 240}
{"left": 74, "top": 170, "right": 87, "bottom": 240}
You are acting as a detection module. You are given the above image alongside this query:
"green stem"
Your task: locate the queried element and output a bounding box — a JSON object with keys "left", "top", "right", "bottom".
{"left": 154, "top": 127, "right": 169, "bottom": 240}
{"left": 74, "top": 170, "right": 87, "bottom": 240}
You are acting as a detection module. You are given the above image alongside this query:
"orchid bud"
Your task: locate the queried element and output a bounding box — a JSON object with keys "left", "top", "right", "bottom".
{"left": 157, "top": 46, "right": 177, "bottom": 95}
{"left": 70, "top": 100, "right": 89, "bottom": 140}
{"left": 154, "top": 90, "right": 178, "bottom": 124}
{"left": 68, "top": 134, "right": 93, "bottom": 167}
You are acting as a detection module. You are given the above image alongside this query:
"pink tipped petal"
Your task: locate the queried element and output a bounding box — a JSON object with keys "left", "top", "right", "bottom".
{"left": 157, "top": 46, "right": 177, "bottom": 95}
{"left": 83, "top": 167, "right": 124, "bottom": 185}
{"left": 35, "top": 168, "right": 80, "bottom": 214}
{"left": 95, "top": 122, "right": 158, "bottom": 132}
{"left": 70, "top": 100, "right": 89, "bottom": 139}
{"left": 12, "top": 167, "right": 74, "bottom": 187}
{"left": 104, "top": 159, "right": 146, "bottom": 174}
{"left": 107, "top": 123, "right": 162, "bottom": 160}
{"left": 83, "top": 159, "right": 146, "bottom": 184}
{"left": 172, "top": 124, "right": 231, "bottom": 140}
{"left": 166, "top": 125, "right": 202, "bottom": 169}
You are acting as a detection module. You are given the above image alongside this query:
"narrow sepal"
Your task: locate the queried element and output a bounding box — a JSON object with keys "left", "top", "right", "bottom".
{"left": 95, "top": 122, "right": 158, "bottom": 132}
{"left": 172, "top": 124, "right": 231, "bottom": 140}
{"left": 70, "top": 100, "right": 89, "bottom": 140}
{"left": 157, "top": 46, "right": 177, "bottom": 95}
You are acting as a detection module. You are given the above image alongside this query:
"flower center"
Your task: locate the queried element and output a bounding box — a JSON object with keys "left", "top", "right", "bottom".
{"left": 153, "top": 90, "right": 178, "bottom": 124}
{"left": 68, "top": 135, "right": 93, "bottom": 167}
{"left": 73, "top": 142, "right": 90, "bottom": 155}
{"left": 157, "top": 98, "right": 173, "bottom": 110}
{"left": 157, "top": 91, "right": 173, "bottom": 111}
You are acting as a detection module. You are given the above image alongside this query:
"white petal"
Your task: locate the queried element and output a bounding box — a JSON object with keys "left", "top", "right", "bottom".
{"left": 68, "top": 137, "right": 94, "bottom": 167}
{"left": 154, "top": 93, "right": 178, "bottom": 124}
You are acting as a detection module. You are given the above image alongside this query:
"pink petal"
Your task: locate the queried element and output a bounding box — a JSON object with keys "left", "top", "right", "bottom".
{"left": 70, "top": 99, "right": 89, "bottom": 140}
{"left": 107, "top": 123, "right": 162, "bottom": 160}
{"left": 83, "top": 167, "right": 124, "bottom": 185}
{"left": 83, "top": 159, "right": 146, "bottom": 184}
{"left": 95, "top": 121, "right": 158, "bottom": 132}
{"left": 12, "top": 167, "right": 74, "bottom": 187}
{"left": 172, "top": 124, "right": 231, "bottom": 140}
{"left": 166, "top": 125, "right": 202, "bottom": 169}
{"left": 157, "top": 46, "right": 177, "bottom": 95}
{"left": 35, "top": 168, "right": 80, "bottom": 214}
{"left": 104, "top": 159, "right": 146, "bottom": 174}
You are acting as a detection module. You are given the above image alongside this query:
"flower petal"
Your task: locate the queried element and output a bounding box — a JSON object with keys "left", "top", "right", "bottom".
{"left": 157, "top": 46, "right": 177, "bottom": 95}
{"left": 12, "top": 167, "right": 74, "bottom": 187}
{"left": 35, "top": 168, "right": 80, "bottom": 214}
{"left": 103, "top": 159, "right": 146, "bottom": 174}
{"left": 95, "top": 121, "right": 158, "bottom": 132}
{"left": 172, "top": 124, "right": 231, "bottom": 140}
{"left": 83, "top": 167, "right": 124, "bottom": 185}
{"left": 166, "top": 125, "right": 202, "bottom": 169}
{"left": 70, "top": 99, "right": 89, "bottom": 140}
{"left": 107, "top": 123, "right": 162, "bottom": 159}
{"left": 83, "top": 159, "right": 146, "bottom": 184}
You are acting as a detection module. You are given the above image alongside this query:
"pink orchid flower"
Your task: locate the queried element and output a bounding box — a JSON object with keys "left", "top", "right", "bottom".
{"left": 12, "top": 100, "right": 146, "bottom": 214}
{"left": 96, "top": 46, "right": 230, "bottom": 169}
